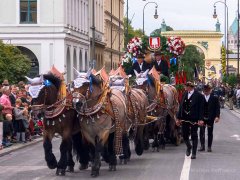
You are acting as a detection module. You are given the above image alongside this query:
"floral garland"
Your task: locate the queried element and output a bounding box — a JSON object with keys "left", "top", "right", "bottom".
{"left": 221, "top": 44, "right": 226, "bottom": 76}
{"left": 167, "top": 36, "right": 185, "bottom": 56}
{"left": 121, "top": 37, "right": 143, "bottom": 74}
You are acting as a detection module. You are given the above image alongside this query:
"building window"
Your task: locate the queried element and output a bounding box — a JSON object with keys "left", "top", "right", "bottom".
{"left": 20, "top": 0, "right": 37, "bottom": 24}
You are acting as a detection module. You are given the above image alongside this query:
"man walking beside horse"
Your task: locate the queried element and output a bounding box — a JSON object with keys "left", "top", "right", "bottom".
{"left": 176, "top": 82, "right": 204, "bottom": 159}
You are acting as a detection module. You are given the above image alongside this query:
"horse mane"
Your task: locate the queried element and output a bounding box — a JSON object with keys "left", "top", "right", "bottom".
{"left": 147, "top": 74, "right": 155, "bottom": 87}
{"left": 43, "top": 73, "right": 62, "bottom": 91}
{"left": 90, "top": 74, "right": 103, "bottom": 86}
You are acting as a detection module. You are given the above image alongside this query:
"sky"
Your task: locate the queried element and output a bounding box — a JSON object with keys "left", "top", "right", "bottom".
{"left": 124, "top": 0, "right": 238, "bottom": 35}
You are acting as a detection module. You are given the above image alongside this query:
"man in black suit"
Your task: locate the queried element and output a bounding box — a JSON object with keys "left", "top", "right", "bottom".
{"left": 131, "top": 53, "right": 151, "bottom": 76}
{"left": 151, "top": 51, "right": 169, "bottom": 77}
{"left": 176, "top": 82, "right": 204, "bottom": 159}
{"left": 198, "top": 84, "right": 220, "bottom": 152}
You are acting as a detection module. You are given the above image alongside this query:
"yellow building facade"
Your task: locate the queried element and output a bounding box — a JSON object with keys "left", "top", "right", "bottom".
{"left": 161, "top": 30, "right": 224, "bottom": 80}
{"left": 104, "top": 0, "right": 124, "bottom": 72}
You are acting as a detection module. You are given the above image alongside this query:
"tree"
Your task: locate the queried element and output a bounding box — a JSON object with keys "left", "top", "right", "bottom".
{"left": 0, "top": 41, "right": 31, "bottom": 84}
{"left": 150, "top": 26, "right": 174, "bottom": 37}
{"left": 180, "top": 45, "right": 204, "bottom": 80}
{"left": 124, "top": 17, "right": 135, "bottom": 48}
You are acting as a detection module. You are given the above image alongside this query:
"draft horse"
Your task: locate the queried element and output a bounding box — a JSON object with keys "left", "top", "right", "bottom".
{"left": 27, "top": 74, "right": 88, "bottom": 176}
{"left": 134, "top": 69, "right": 180, "bottom": 151}
{"left": 109, "top": 69, "right": 149, "bottom": 160}
{"left": 72, "top": 69, "right": 127, "bottom": 177}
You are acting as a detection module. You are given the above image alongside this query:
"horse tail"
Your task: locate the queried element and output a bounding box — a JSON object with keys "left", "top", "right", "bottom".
{"left": 72, "top": 132, "right": 89, "bottom": 166}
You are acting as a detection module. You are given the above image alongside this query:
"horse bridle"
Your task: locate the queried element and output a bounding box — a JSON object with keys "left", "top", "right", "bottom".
{"left": 31, "top": 86, "right": 67, "bottom": 112}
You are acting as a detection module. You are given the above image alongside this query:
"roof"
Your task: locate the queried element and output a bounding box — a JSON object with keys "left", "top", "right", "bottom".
{"left": 161, "top": 30, "right": 223, "bottom": 38}
{"left": 230, "top": 17, "right": 238, "bottom": 36}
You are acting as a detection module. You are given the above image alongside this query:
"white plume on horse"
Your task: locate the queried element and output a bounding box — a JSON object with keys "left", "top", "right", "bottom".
{"left": 25, "top": 74, "right": 44, "bottom": 84}
{"left": 134, "top": 69, "right": 149, "bottom": 85}
{"left": 73, "top": 67, "right": 92, "bottom": 88}
{"left": 25, "top": 75, "right": 45, "bottom": 98}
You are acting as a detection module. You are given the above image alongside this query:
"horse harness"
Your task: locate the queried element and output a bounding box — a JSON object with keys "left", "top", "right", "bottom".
{"left": 31, "top": 87, "right": 73, "bottom": 119}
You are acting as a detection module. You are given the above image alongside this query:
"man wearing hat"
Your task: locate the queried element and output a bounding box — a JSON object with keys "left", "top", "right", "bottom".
{"left": 131, "top": 53, "right": 151, "bottom": 76}
{"left": 198, "top": 84, "right": 220, "bottom": 152}
{"left": 152, "top": 51, "right": 169, "bottom": 77}
{"left": 176, "top": 81, "right": 204, "bottom": 159}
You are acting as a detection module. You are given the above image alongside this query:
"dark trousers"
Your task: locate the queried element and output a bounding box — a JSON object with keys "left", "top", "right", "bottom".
{"left": 199, "top": 121, "right": 214, "bottom": 148}
{"left": 182, "top": 122, "right": 198, "bottom": 155}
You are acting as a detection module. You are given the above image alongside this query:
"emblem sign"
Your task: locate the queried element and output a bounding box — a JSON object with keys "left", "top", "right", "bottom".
{"left": 149, "top": 37, "right": 161, "bottom": 50}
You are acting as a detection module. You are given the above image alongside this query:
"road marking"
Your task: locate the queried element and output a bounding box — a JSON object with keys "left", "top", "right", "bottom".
{"left": 180, "top": 155, "right": 191, "bottom": 180}
{"left": 230, "top": 134, "right": 240, "bottom": 141}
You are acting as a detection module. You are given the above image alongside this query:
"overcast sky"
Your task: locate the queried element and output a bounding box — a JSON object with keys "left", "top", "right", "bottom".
{"left": 124, "top": 0, "right": 238, "bottom": 35}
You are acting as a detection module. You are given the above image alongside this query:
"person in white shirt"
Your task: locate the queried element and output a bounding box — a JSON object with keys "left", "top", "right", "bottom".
{"left": 236, "top": 86, "right": 240, "bottom": 108}
{"left": 198, "top": 84, "right": 220, "bottom": 152}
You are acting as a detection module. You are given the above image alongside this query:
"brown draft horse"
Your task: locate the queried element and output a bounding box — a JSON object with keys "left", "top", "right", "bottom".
{"left": 27, "top": 74, "right": 88, "bottom": 176}
{"left": 72, "top": 69, "right": 127, "bottom": 177}
{"left": 109, "top": 68, "right": 149, "bottom": 161}
{"left": 134, "top": 69, "right": 180, "bottom": 151}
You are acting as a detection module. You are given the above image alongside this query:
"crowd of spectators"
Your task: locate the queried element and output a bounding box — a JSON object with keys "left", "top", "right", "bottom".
{"left": 0, "top": 80, "right": 43, "bottom": 150}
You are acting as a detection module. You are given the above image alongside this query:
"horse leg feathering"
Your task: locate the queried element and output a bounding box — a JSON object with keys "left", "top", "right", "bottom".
{"left": 43, "top": 135, "right": 57, "bottom": 170}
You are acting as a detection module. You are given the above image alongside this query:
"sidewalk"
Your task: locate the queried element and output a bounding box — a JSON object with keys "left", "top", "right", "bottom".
{"left": 225, "top": 101, "right": 240, "bottom": 114}
{"left": 0, "top": 136, "right": 43, "bottom": 157}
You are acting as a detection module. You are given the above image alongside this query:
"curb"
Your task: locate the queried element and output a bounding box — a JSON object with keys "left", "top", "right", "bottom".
{"left": 0, "top": 137, "right": 43, "bottom": 157}
{"left": 225, "top": 102, "right": 240, "bottom": 114}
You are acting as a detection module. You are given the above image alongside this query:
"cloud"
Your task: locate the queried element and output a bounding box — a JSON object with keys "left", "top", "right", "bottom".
{"left": 125, "top": 0, "right": 238, "bottom": 35}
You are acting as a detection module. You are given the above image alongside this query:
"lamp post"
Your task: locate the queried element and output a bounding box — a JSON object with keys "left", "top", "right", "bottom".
{"left": 143, "top": 2, "right": 159, "bottom": 35}
{"left": 238, "top": 0, "right": 239, "bottom": 77}
{"left": 91, "top": 0, "right": 96, "bottom": 69}
{"left": 213, "top": 1, "right": 229, "bottom": 75}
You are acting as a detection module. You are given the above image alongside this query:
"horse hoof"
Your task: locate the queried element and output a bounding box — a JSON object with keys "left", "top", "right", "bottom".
{"left": 124, "top": 159, "right": 128, "bottom": 165}
{"left": 48, "top": 164, "right": 57, "bottom": 170}
{"left": 91, "top": 171, "right": 99, "bottom": 177}
{"left": 66, "top": 166, "right": 74, "bottom": 172}
{"left": 157, "top": 148, "right": 160, "bottom": 152}
{"left": 109, "top": 165, "right": 116, "bottom": 171}
{"left": 79, "top": 164, "right": 88, "bottom": 170}
{"left": 119, "top": 159, "right": 123, "bottom": 165}
{"left": 56, "top": 168, "right": 65, "bottom": 176}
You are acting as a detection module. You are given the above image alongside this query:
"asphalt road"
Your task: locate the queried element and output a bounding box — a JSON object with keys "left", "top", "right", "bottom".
{"left": 0, "top": 108, "right": 239, "bottom": 180}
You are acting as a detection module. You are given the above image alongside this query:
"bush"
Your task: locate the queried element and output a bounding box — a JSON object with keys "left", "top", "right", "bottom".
{"left": 0, "top": 41, "right": 31, "bottom": 84}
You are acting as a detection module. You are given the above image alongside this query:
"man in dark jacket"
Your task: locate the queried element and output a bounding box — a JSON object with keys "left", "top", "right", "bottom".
{"left": 228, "top": 86, "right": 234, "bottom": 110}
{"left": 176, "top": 81, "right": 204, "bottom": 159}
{"left": 198, "top": 84, "right": 220, "bottom": 152}
{"left": 151, "top": 51, "right": 169, "bottom": 77}
{"left": 131, "top": 53, "right": 151, "bottom": 76}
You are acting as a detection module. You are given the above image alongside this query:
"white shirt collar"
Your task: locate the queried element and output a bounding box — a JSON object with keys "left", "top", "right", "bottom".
{"left": 157, "top": 60, "right": 161, "bottom": 65}
{"left": 187, "top": 90, "right": 194, "bottom": 99}
{"left": 139, "top": 63, "right": 143, "bottom": 70}
{"left": 205, "top": 94, "right": 210, "bottom": 102}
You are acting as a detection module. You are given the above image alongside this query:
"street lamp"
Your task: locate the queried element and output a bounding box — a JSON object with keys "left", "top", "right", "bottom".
{"left": 143, "top": 2, "right": 159, "bottom": 35}
{"left": 213, "top": 1, "right": 229, "bottom": 75}
{"left": 238, "top": 0, "right": 240, "bottom": 78}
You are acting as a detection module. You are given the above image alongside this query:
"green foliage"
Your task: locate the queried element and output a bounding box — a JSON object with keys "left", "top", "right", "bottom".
{"left": 150, "top": 26, "right": 173, "bottom": 36}
{"left": 180, "top": 45, "right": 204, "bottom": 80}
{"left": 122, "top": 57, "right": 132, "bottom": 75}
{"left": 160, "top": 74, "right": 170, "bottom": 84}
{"left": 124, "top": 17, "right": 144, "bottom": 48}
{"left": 0, "top": 41, "right": 31, "bottom": 84}
{"left": 221, "top": 45, "right": 226, "bottom": 75}
{"left": 226, "top": 74, "right": 238, "bottom": 87}
{"left": 175, "top": 84, "right": 184, "bottom": 90}
{"left": 222, "top": 74, "right": 228, "bottom": 84}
